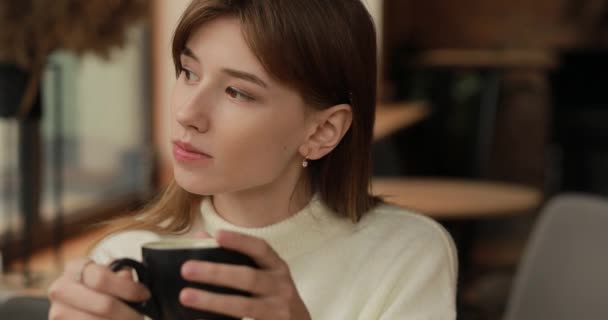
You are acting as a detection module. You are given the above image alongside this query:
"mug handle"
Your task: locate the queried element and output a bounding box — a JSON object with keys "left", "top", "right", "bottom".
{"left": 109, "top": 258, "right": 160, "bottom": 319}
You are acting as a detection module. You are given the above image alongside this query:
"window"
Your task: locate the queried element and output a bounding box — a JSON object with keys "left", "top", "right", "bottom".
{"left": 0, "top": 24, "right": 154, "bottom": 265}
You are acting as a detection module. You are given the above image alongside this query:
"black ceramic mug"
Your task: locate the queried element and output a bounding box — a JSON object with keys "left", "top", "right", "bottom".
{"left": 109, "top": 238, "right": 258, "bottom": 320}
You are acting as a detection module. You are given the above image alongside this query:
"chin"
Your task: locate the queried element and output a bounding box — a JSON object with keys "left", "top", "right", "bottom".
{"left": 173, "top": 165, "right": 279, "bottom": 197}
{"left": 173, "top": 169, "right": 216, "bottom": 196}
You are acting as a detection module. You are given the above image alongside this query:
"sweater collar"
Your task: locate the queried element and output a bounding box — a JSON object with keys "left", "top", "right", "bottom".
{"left": 199, "top": 194, "right": 353, "bottom": 260}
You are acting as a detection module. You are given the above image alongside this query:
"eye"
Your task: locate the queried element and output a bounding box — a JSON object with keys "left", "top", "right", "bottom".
{"left": 225, "top": 87, "right": 254, "bottom": 101}
{"left": 181, "top": 67, "right": 200, "bottom": 82}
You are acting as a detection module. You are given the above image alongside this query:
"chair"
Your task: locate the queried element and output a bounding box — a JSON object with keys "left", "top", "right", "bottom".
{"left": 0, "top": 296, "right": 50, "bottom": 319}
{"left": 503, "top": 193, "right": 608, "bottom": 320}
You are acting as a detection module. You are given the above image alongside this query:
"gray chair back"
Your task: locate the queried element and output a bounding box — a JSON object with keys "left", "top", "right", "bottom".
{"left": 0, "top": 296, "right": 50, "bottom": 319}
{"left": 504, "top": 193, "right": 608, "bottom": 320}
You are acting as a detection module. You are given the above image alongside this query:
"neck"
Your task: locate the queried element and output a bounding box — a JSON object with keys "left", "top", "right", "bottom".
{"left": 210, "top": 166, "right": 313, "bottom": 228}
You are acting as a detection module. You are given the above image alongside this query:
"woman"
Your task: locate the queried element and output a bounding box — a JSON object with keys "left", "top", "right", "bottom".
{"left": 48, "top": 0, "right": 457, "bottom": 319}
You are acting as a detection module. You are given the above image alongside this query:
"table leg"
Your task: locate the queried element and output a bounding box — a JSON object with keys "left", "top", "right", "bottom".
{"left": 476, "top": 70, "right": 502, "bottom": 177}
{"left": 441, "top": 220, "right": 479, "bottom": 315}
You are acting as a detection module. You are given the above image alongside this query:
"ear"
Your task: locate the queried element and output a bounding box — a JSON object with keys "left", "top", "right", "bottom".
{"left": 299, "top": 104, "right": 352, "bottom": 160}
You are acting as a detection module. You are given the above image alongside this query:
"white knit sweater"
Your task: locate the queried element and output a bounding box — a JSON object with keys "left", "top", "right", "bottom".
{"left": 91, "top": 196, "right": 458, "bottom": 319}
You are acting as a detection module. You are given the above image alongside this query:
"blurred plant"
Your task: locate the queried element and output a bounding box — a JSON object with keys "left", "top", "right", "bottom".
{"left": 0, "top": 0, "right": 148, "bottom": 118}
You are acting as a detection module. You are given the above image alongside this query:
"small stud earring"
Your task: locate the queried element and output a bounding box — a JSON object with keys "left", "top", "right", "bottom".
{"left": 302, "top": 158, "right": 308, "bottom": 168}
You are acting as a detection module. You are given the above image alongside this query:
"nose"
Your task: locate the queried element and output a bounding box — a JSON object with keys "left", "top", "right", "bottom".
{"left": 175, "top": 87, "right": 211, "bottom": 133}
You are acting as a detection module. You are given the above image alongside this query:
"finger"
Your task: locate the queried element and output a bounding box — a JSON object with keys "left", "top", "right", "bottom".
{"left": 63, "top": 259, "right": 148, "bottom": 301}
{"left": 216, "top": 230, "right": 283, "bottom": 269}
{"left": 49, "top": 302, "right": 109, "bottom": 320}
{"left": 48, "top": 277, "right": 143, "bottom": 319}
{"left": 181, "top": 260, "right": 274, "bottom": 295}
{"left": 193, "top": 230, "right": 212, "bottom": 238}
{"left": 82, "top": 262, "right": 150, "bottom": 302}
{"left": 64, "top": 258, "right": 94, "bottom": 282}
{"left": 180, "top": 287, "right": 268, "bottom": 320}
{"left": 117, "top": 269, "right": 133, "bottom": 279}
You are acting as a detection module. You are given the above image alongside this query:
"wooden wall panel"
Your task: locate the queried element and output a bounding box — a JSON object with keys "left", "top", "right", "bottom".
{"left": 383, "top": 0, "right": 607, "bottom": 51}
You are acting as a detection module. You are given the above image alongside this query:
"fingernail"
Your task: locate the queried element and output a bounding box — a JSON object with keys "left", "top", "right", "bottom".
{"left": 180, "top": 289, "right": 197, "bottom": 304}
{"left": 181, "top": 262, "right": 198, "bottom": 277}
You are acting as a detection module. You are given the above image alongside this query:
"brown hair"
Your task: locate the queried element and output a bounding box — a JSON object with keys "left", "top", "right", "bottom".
{"left": 108, "top": 0, "right": 380, "bottom": 235}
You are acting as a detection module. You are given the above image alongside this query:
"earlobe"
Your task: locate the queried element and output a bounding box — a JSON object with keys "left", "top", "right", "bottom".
{"left": 304, "top": 104, "right": 352, "bottom": 160}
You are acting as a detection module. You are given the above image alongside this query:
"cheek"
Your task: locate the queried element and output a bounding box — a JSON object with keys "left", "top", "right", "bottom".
{"left": 173, "top": 98, "right": 307, "bottom": 195}
{"left": 216, "top": 113, "right": 302, "bottom": 178}
{"left": 175, "top": 125, "right": 297, "bottom": 195}
{"left": 223, "top": 119, "right": 296, "bottom": 165}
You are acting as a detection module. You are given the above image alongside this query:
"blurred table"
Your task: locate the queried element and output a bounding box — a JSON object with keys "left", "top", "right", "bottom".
{"left": 373, "top": 101, "right": 430, "bottom": 141}
{"left": 371, "top": 177, "right": 542, "bottom": 220}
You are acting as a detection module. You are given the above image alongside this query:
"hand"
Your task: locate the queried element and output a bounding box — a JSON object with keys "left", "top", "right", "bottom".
{"left": 179, "top": 230, "right": 312, "bottom": 320}
{"left": 48, "top": 258, "right": 150, "bottom": 320}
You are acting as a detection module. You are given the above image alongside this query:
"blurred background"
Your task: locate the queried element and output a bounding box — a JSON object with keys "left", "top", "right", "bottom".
{"left": 0, "top": 0, "right": 607, "bottom": 319}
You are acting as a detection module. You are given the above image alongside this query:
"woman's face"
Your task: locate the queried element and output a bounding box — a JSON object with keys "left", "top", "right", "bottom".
{"left": 170, "top": 17, "right": 312, "bottom": 196}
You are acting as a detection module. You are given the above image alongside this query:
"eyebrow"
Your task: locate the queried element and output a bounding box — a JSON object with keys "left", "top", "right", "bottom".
{"left": 181, "top": 46, "right": 268, "bottom": 89}
{"left": 221, "top": 68, "right": 268, "bottom": 89}
{"left": 181, "top": 47, "right": 200, "bottom": 62}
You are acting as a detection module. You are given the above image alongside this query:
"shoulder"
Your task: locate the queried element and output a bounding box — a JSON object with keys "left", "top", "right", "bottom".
{"left": 89, "top": 230, "right": 162, "bottom": 265}
{"left": 351, "top": 203, "right": 458, "bottom": 316}
{"left": 361, "top": 202, "right": 453, "bottom": 241}
{"left": 359, "top": 202, "right": 458, "bottom": 278}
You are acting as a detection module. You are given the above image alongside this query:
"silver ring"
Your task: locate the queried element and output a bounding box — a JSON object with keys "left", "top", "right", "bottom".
{"left": 75, "top": 259, "right": 95, "bottom": 284}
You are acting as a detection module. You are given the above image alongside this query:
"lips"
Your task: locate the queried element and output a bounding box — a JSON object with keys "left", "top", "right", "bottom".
{"left": 172, "top": 141, "right": 212, "bottom": 161}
